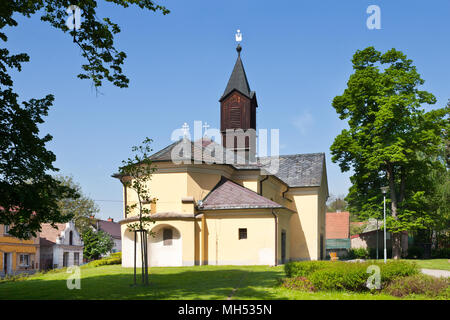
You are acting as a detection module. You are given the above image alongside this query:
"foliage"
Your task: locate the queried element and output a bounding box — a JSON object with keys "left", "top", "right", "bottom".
{"left": 284, "top": 261, "right": 330, "bottom": 278}
{"left": 406, "top": 246, "right": 425, "bottom": 259}
{"left": 118, "top": 137, "right": 158, "bottom": 285}
{"left": 431, "top": 247, "right": 450, "bottom": 259}
{"left": 0, "top": 88, "right": 78, "bottom": 238}
{"left": 350, "top": 223, "right": 367, "bottom": 236}
{"left": 88, "top": 252, "right": 121, "bottom": 267}
{"left": 279, "top": 276, "right": 316, "bottom": 292}
{"left": 54, "top": 175, "right": 99, "bottom": 234}
{"left": 284, "top": 260, "right": 418, "bottom": 292}
{"left": 330, "top": 47, "right": 449, "bottom": 258}
{"left": 383, "top": 274, "right": 449, "bottom": 298}
{"left": 1, "top": 1, "right": 169, "bottom": 89}
{"left": 82, "top": 228, "right": 114, "bottom": 261}
{"left": 1, "top": 1, "right": 169, "bottom": 238}
{"left": 118, "top": 137, "right": 157, "bottom": 232}
{"left": 347, "top": 248, "right": 370, "bottom": 259}
{"left": 326, "top": 194, "right": 348, "bottom": 212}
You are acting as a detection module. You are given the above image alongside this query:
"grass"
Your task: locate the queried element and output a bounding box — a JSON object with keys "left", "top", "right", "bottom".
{"left": 409, "top": 259, "right": 450, "bottom": 271}
{"left": 0, "top": 264, "right": 438, "bottom": 300}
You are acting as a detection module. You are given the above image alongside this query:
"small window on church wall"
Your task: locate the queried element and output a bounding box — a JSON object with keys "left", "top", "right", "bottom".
{"left": 69, "top": 231, "right": 73, "bottom": 245}
{"left": 239, "top": 228, "right": 247, "bottom": 240}
{"left": 163, "top": 228, "right": 173, "bottom": 246}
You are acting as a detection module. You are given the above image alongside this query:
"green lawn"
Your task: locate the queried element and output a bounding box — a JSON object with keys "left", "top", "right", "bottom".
{"left": 409, "top": 259, "right": 450, "bottom": 271}
{"left": 0, "top": 264, "right": 434, "bottom": 300}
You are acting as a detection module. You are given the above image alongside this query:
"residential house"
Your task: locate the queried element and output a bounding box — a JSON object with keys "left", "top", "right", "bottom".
{"left": 0, "top": 224, "right": 40, "bottom": 277}
{"left": 90, "top": 217, "right": 121, "bottom": 254}
{"left": 39, "top": 221, "right": 83, "bottom": 270}
{"left": 350, "top": 218, "right": 409, "bottom": 257}
{"left": 325, "top": 211, "right": 350, "bottom": 258}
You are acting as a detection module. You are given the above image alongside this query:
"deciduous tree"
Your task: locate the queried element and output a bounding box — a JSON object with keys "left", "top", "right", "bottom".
{"left": 331, "top": 47, "right": 448, "bottom": 258}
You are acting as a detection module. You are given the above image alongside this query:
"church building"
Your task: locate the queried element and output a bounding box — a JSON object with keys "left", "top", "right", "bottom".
{"left": 116, "top": 43, "right": 329, "bottom": 267}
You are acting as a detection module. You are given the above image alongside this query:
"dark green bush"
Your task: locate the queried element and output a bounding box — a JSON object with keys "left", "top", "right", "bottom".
{"left": 406, "top": 246, "right": 425, "bottom": 259}
{"left": 378, "top": 260, "right": 419, "bottom": 284}
{"left": 284, "top": 261, "right": 330, "bottom": 278}
{"left": 309, "top": 263, "right": 368, "bottom": 291}
{"left": 347, "top": 248, "right": 370, "bottom": 259}
{"left": 383, "top": 274, "right": 449, "bottom": 298}
{"left": 431, "top": 247, "right": 450, "bottom": 259}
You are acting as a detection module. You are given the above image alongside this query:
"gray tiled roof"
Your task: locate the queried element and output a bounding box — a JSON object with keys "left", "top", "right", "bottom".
{"left": 200, "top": 177, "right": 283, "bottom": 210}
{"left": 135, "top": 139, "right": 325, "bottom": 188}
{"left": 220, "top": 55, "right": 253, "bottom": 101}
{"left": 271, "top": 153, "right": 325, "bottom": 188}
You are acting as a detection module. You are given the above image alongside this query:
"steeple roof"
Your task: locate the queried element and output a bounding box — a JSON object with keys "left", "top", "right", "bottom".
{"left": 220, "top": 45, "right": 254, "bottom": 101}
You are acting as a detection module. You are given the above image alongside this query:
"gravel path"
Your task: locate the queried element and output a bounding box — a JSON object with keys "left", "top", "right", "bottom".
{"left": 421, "top": 268, "right": 450, "bottom": 278}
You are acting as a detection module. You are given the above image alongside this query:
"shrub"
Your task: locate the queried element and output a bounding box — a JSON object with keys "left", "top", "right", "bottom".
{"left": 88, "top": 252, "right": 122, "bottom": 267}
{"left": 288, "top": 260, "right": 419, "bottom": 292}
{"left": 378, "top": 260, "right": 419, "bottom": 284}
{"left": 431, "top": 247, "right": 450, "bottom": 259}
{"left": 309, "top": 262, "right": 369, "bottom": 291}
{"left": 347, "top": 248, "right": 370, "bottom": 259}
{"left": 383, "top": 274, "right": 450, "bottom": 298}
{"left": 284, "top": 261, "right": 330, "bottom": 278}
{"left": 406, "top": 246, "right": 424, "bottom": 259}
{"left": 280, "top": 276, "right": 316, "bottom": 292}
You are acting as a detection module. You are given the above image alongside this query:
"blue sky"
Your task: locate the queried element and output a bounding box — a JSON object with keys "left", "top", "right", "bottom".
{"left": 6, "top": 1, "right": 450, "bottom": 221}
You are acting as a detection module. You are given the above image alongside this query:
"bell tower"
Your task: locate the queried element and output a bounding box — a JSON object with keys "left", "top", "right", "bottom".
{"left": 220, "top": 42, "right": 258, "bottom": 160}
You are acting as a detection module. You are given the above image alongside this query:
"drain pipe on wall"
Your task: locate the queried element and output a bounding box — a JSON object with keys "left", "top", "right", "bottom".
{"left": 271, "top": 209, "right": 278, "bottom": 266}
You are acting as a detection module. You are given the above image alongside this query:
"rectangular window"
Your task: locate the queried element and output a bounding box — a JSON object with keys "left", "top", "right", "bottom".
{"left": 63, "top": 252, "right": 69, "bottom": 267}
{"left": 4, "top": 225, "right": 10, "bottom": 235}
{"left": 239, "top": 228, "right": 247, "bottom": 240}
{"left": 74, "top": 252, "right": 79, "bottom": 266}
{"left": 19, "top": 254, "right": 30, "bottom": 267}
{"left": 163, "top": 228, "right": 173, "bottom": 246}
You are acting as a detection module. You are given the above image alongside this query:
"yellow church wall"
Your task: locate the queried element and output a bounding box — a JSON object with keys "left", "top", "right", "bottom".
{"left": 202, "top": 211, "right": 276, "bottom": 265}
{"left": 124, "top": 171, "right": 188, "bottom": 216}
{"left": 287, "top": 188, "right": 320, "bottom": 260}
{"left": 276, "top": 211, "right": 292, "bottom": 263}
{"left": 187, "top": 170, "right": 222, "bottom": 203}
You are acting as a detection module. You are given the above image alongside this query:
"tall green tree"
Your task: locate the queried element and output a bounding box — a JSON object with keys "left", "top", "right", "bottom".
{"left": 82, "top": 228, "right": 114, "bottom": 261}
{"left": 55, "top": 175, "right": 100, "bottom": 234}
{"left": 0, "top": 1, "right": 169, "bottom": 238}
{"left": 330, "top": 47, "right": 448, "bottom": 259}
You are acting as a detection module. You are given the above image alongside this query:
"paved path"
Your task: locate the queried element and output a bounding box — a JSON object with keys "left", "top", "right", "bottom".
{"left": 421, "top": 268, "right": 450, "bottom": 278}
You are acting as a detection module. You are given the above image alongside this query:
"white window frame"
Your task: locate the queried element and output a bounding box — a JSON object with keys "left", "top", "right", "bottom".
{"left": 19, "top": 254, "right": 30, "bottom": 267}
{"left": 4, "top": 225, "right": 10, "bottom": 235}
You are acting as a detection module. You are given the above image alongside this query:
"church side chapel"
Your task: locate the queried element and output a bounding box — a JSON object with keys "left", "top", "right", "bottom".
{"left": 115, "top": 37, "right": 329, "bottom": 267}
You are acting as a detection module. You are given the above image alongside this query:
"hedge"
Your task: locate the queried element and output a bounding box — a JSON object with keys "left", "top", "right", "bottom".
{"left": 88, "top": 252, "right": 122, "bottom": 267}
{"left": 284, "top": 260, "right": 419, "bottom": 292}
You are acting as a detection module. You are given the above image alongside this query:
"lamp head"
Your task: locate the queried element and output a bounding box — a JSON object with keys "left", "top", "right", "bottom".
{"left": 380, "top": 186, "right": 389, "bottom": 194}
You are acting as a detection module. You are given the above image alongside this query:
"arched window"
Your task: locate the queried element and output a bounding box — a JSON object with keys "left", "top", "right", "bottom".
{"left": 69, "top": 231, "right": 73, "bottom": 245}
{"left": 163, "top": 228, "right": 173, "bottom": 246}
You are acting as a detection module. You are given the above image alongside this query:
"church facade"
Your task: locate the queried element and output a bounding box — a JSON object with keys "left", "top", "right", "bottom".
{"left": 116, "top": 45, "right": 328, "bottom": 266}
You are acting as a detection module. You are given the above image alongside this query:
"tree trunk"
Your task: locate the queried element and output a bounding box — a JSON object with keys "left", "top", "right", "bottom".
{"left": 387, "top": 163, "right": 402, "bottom": 259}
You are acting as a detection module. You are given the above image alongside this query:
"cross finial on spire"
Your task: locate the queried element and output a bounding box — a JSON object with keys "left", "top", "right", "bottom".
{"left": 182, "top": 122, "right": 189, "bottom": 138}
{"left": 202, "top": 122, "right": 210, "bottom": 137}
{"left": 235, "top": 29, "right": 242, "bottom": 57}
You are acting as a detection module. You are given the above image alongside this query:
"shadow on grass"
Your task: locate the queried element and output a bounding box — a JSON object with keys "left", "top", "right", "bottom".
{"left": 0, "top": 267, "right": 285, "bottom": 300}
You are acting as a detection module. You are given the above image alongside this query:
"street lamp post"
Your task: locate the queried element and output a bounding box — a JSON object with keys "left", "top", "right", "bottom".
{"left": 380, "top": 186, "right": 389, "bottom": 264}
